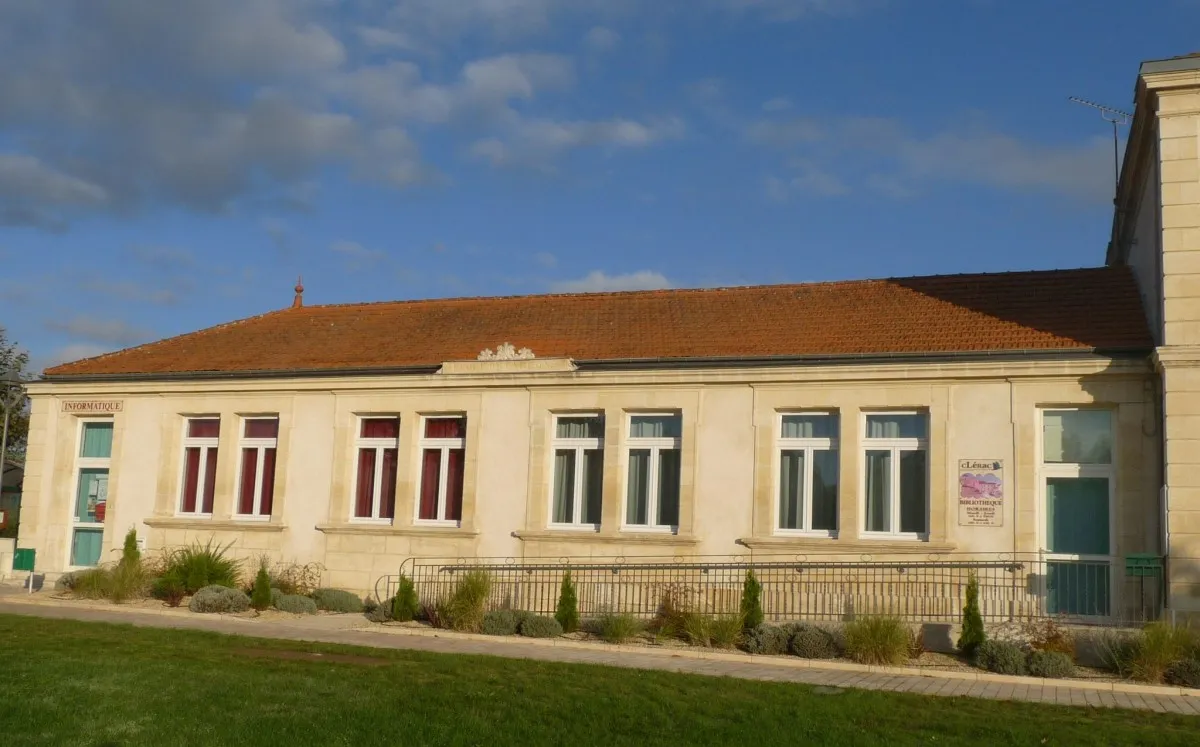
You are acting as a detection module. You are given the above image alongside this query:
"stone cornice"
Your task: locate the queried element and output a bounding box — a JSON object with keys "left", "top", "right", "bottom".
{"left": 1153, "top": 346, "right": 1200, "bottom": 369}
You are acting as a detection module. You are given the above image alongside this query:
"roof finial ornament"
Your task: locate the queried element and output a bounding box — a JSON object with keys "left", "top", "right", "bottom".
{"left": 292, "top": 275, "right": 304, "bottom": 308}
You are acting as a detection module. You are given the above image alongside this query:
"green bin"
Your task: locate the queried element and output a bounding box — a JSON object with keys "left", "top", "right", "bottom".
{"left": 1124, "top": 554, "right": 1162, "bottom": 577}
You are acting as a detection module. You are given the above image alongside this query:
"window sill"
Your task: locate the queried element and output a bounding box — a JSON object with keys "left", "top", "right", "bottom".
{"left": 315, "top": 523, "right": 479, "bottom": 537}
{"left": 738, "top": 536, "right": 956, "bottom": 553}
{"left": 144, "top": 517, "right": 286, "bottom": 532}
{"left": 514, "top": 530, "right": 699, "bottom": 546}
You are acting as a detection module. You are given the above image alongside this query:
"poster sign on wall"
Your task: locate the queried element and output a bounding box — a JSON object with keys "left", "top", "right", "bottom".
{"left": 958, "top": 459, "right": 1004, "bottom": 527}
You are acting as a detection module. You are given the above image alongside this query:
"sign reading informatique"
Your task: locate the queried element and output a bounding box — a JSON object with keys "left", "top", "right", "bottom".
{"left": 61, "top": 400, "right": 124, "bottom": 414}
{"left": 958, "top": 459, "right": 1004, "bottom": 527}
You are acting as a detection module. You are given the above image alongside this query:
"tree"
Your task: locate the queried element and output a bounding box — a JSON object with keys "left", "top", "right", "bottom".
{"left": 119, "top": 528, "right": 141, "bottom": 568}
{"left": 555, "top": 570, "right": 579, "bottom": 633}
{"left": 957, "top": 572, "right": 986, "bottom": 657}
{"left": 0, "top": 326, "right": 30, "bottom": 462}
{"left": 250, "top": 560, "right": 273, "bottom": 611}
{"left": 740, "top": 569, "right": 764, "bottom": 630}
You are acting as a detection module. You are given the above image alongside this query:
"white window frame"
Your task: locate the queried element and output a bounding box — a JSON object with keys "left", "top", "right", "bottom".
{"left": 414, "top": 415, "right": 466, "bottom": 527}
{"left": 233, "top": 416, "right": 278, "bottom": 520}
{"left": 860, "top": 411, "right": 929, "bottom": 541}
{"left": 1036, "top": 407, "right": 1117, "bottom": 618}
{"left": 774, "top": 411, "right": 838, "bottom": 538}
{"left": 622, "top": 412, "right": 682, "bottom": 533}
{"left": 66, "top": 417, "right": 113, "bottom": 570}
{"left": 177, "top": 416, "right": 220, "bottom": 518}
{"left": 351, "top": 415, "right": 400, "bottom": 524}
{"left": 548, "top": 413, "right": 604, "bottom": 531}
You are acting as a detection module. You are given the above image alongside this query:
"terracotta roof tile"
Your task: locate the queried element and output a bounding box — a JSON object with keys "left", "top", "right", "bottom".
{"left": 43, "top": 266, "right": 1152, "bottom": 378}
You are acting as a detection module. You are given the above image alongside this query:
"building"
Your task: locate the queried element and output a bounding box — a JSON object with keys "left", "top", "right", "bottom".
{"left": 13, "top": 54, "right": 1200, "bottom": 620}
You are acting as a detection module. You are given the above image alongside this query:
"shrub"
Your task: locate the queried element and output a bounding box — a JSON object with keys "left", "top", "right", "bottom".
{"left": 443, "top": 571, "right": 491, "bottom": 632}
{"left": 1026, "top": 618, "right": 1075, "bottom": 657}
{"left": 1028, "top": 650, "right": 1075, "bottom": 679}
{"left": 957, "top": 572, "right": 985, "bottom": 657}
{"left": 789, "top": 624, "right": 840, "bottom": 660}
{"left": 519, "top": 614, "right": 563, "bottom": 639}
{"left": 366, "top": 597, "right": 393, "bottom": 623}
{"left": 188, "top": 585, "right": 251, "bottom": 614}
{"left": 68, "top": 568, "right": 112, "bottom": 600}
{"left": 55, "top": 572, "right": 79, "bottom": 592}
{"left": 843, "top": 617, "right": 909, "bottom": 666}
{"left": 1095, "top": 629, "right": 1140, "bottom": 677}
{"left": 975, "top": 640, "right": 1027, "bottom": 676}
{"left": 650, "top": 586, "right": 690, "bottom": 640}
{"left": 1165, "top": 658, "right": 1200, "bottom": 689}
{"left": 250, "top": 565, "right": 272, "bottom": 611}
{"left": 312, "top": 588, "right": 364, "bottom": 614}
{"left": 742, "top": 624, "right": 791, "bottom": 655}
{"left": 163, "top": 540, "right": 241, "bottom": 594}
{"left": 682, "top": 613, "right": 712, "bottom": 646}
{"left": 107, "top": 560, "right": 149, "bottom": 603}
{"left": 392, "top": 575, "right": 420, "bottom": 622}
{"left": 482, "top": 609, "right": 522, "bottom": 636}
{"left": 150, "top": 573, "right": 186, "bottom": 608}
{"left": 709, "top": 614, "right": 744, "bottom": 650}
{"left": 740, "top": 570, "right": 764, "bottom": 630}
{"left": 274, "top": 592, "right": 318, "bottom": 615}
{"left": 555, "top": 571, "right": 580, "bottom": 633}
{"left": 1128, "top": 623, "right": 1197, "bottom": 684}
{"left": 598, "top": 613, "right": 644, "bottom": 644}
{"left": 119, "top": 528, "right": 141, "bottom": 568}
{"left": 269, "top": 561, "right": 324, "bottom": 596}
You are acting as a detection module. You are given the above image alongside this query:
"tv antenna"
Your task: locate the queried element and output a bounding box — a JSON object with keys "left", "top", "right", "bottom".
{"left": 1069, "top": 97, "right": 1132, "bottom": 205}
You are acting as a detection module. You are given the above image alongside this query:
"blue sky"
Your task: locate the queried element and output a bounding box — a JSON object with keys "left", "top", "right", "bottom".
{"left": 0, "top": 0, "right": 1196, "bottom": 371}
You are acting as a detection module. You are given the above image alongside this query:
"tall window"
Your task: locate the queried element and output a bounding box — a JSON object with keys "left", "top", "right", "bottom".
{"left": 71, "top": 420, "right": 113, "bottom": 567}
{"left": 777, "top": 413, "right": 839, "bottom": 535}
{"left": 354, "top": 417, "right": 399, "bottom": 521}
{"left": 179, "top": 417, "right": 220, "bottom": 516}
{"left": 417, "top": 416, "right": 465, "bottom": 524}
{"left": 863, "top": 413, "right": 928, "bottom": 537}
{"left": 236, "top": 417, "right": 278, "bottom": 518}
{"left": 1042, "top": 409, "right": 1113, "bottom": 616}
{"left": 550, "top": 415, "right": 604, "bottom": 528}
{"left": 625, "top": 414, "right": 681, "bottom": 530}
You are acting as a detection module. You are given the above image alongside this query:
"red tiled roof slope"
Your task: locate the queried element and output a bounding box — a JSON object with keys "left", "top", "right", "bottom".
{"left": 44, "top": 267, "right": 1152, "bottom": 378}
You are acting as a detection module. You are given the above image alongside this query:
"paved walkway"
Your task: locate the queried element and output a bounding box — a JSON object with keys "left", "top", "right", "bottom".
{"left": 2, "top": 594, "right": 1198, "bottom": 715}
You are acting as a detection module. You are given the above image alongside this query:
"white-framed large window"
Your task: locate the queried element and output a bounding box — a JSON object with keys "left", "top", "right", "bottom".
{"left": 353, "top": 416, "right": 400, "bottom": 522}
{"left": 550, "top": 414, "right": 604, "bottom": 529}
{"left": 235, "top": 416, "right": 278, "bottom": 519}
{"left": 776, "top": 412, "right": 839, "bottom": 536}
{"left": 178, "top": 417, "right": 220, "bottom": 516}
{"left": 1040, "top": 408, "right": 1115, "bottom": 617}
{"left": 416, "top": 415, "right": 465, "bottom": 525}
{"left": 624, "top": 413, "right": 681, "bottom": 531}
{"left": 862, "top": 412, "right": 928, "bottom": 539}
{"left": 69, "top": 419, "right": 113, "bottom": 568}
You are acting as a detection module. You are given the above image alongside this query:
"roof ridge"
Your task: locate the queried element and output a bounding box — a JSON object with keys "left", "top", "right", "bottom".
{"left": 294, "top": 266, "right": 1119, "bottom": 312}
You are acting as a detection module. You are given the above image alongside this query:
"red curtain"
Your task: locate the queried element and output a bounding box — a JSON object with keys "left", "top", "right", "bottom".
{"left": 381, "top": 448, "right": 398, "bottom": 519}
{"left": 361, "top": 418, "right": 399, "bottom": 439}
{"left": 181, "top": 447, "right": 200, "bottom": 513}
{"left": 244, "top": 418, "right": 279, "bottom": 439}
{"left": 354, "top": 449, "right": 376, "bottom": 518}
{"left": 202, "top": 448, "right": 218, "bottom": 513}
{"left": 446, "top": 448, "right": 464, "bottom": 521}
{"left": 260, "top": 448, "right": 276, "bottom": 516}
{"left": 424, "top": 418, "right": 464, "bottom": 439}
{"left": 419, "top": 449, "right": 441, "bottom": 520}
{"left": 188, "top": 419, "right": 220, "bottom": 438}
{"left": 238, "top": 448, "right": 258, "bottom": 515}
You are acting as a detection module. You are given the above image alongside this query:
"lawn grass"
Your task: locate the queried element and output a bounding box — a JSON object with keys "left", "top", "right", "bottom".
{"left": 0, "top": 614, "right": 1194, "bottom": 746}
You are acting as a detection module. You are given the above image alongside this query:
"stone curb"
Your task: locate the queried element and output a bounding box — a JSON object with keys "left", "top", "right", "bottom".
{"left": 4, "top": 594, "right": 1198, "bottom": 701}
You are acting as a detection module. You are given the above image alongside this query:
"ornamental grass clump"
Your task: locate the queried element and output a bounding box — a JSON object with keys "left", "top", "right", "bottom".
{"left": 443, "top": 570, "right": 492, "bottom": 633}
{"left": 708, "top": 614, "right": 745, "bottom": 650}
{"left": 311, "top": 588, "right": 364, "bottom": 613}
{"left": 1165, "top": 658, "right": 1200, "bottom": 688}
{"left": 555, "top": 571, "right": 580, "bottom": 633}
{"left": 843, "top": 616, "right": 909, "bottom": 666}
{"left": 1128, "top": 622, "right": 1197, "bottom": 684}
{"left": 164, "top": 540, "right": 241, "bottom": 594}
{"left": 598, "top": 613, "right": 644, "bottom": 644}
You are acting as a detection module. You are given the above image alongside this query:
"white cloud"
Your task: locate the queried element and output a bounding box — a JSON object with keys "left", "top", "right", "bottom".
{"left": 471, "top": 117, "right": 685, "bottom": 167}
{"left": 44, "top": 343, "right": 112, "bottom": 369}
{"left": 583, "top": 26, "right": 621, "bottom": 53}
{"left": 550, "top": 270, "right": 672, "bottom": 293}
{"left": 534, "top": 251, "right": 558, "bottom": 268}
{"left": 0, "top": 153, "right": 109, "bottom": 229}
